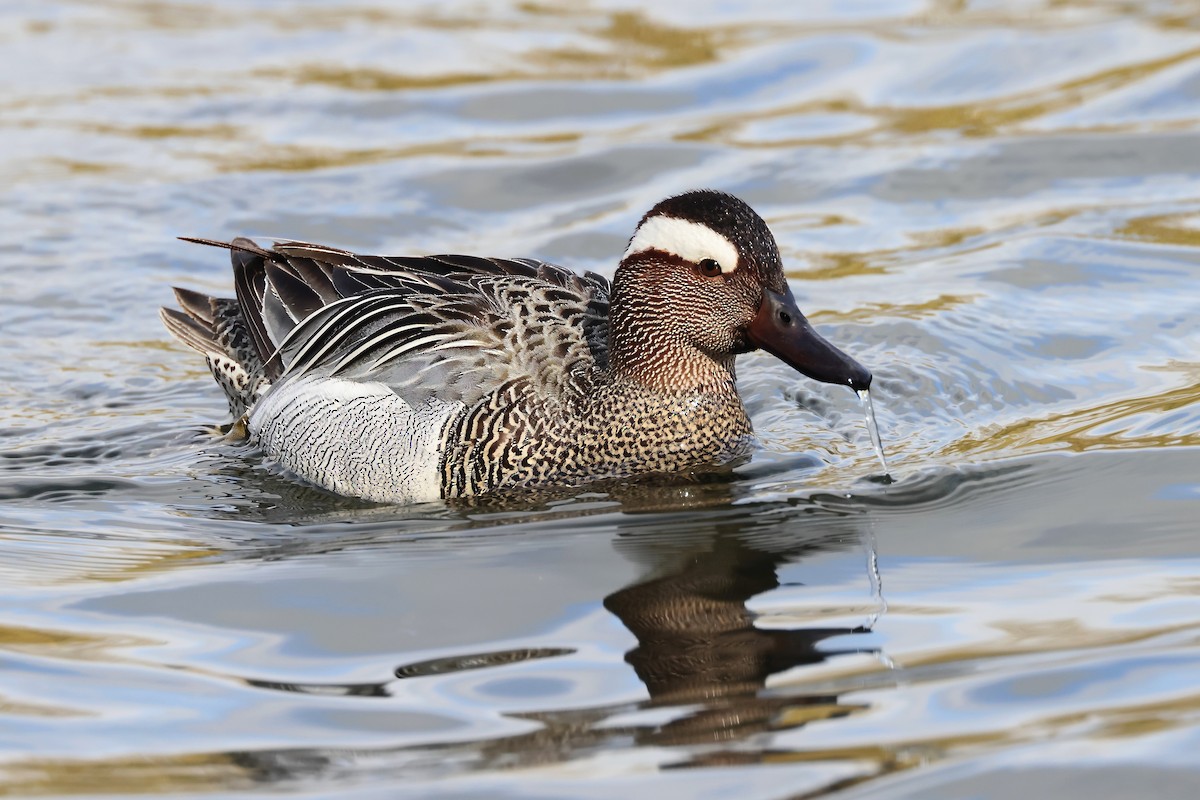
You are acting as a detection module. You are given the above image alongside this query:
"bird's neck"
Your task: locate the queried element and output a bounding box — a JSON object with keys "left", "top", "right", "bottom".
{"left": 607, "top": 284, "right": 738, "bottom": 396}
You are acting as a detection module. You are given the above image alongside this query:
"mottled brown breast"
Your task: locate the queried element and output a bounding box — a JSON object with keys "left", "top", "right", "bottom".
{"left": 439, "top": 373, "right": 754, "bottom": 497}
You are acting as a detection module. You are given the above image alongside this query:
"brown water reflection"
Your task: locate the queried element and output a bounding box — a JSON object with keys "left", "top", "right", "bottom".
{"left": 1, "top": 504, "right": 882, "bottom": 794}
{"left": 603, "top": 531, "right": 872, "bottom": 754}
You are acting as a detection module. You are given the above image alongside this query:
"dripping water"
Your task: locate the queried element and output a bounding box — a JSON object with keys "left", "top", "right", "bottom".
{"left": 857, "top": 388, "right": 891, "bottom": 479}
{"left": 864, "top": 522, "right": 895, "bottom": 670}
{"left": 857, "top": 484, "right": 895, "bottom": 669}
{"left": 863, "top": 525, "right": 888, "bottom": 629}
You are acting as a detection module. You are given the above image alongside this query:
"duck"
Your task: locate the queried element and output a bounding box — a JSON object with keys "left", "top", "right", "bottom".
{"left": 161, "top": 190, "right": 871, "bottom": 503}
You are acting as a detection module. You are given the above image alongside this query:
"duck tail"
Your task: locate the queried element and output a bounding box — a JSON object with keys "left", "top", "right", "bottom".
{"left": 161, "top": 244, "right": 272, "bottom": 419}
{"left": 160, "top": 287, "right": 220, "bottom": 353}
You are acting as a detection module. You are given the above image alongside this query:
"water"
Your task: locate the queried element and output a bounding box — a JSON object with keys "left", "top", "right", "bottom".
{"left": 857, "top": 388, "right": 890, "bottom": 478}
{"left": 3, "top": 1, "right": 1200, "bottom": 798}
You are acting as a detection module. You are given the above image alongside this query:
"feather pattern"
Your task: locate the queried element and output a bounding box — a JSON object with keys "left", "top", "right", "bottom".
{"left": 251, "top": 243, "right": 612, "bottom": 408}
{"left": 162, "top": 190, "right": 872, "bottom": 502}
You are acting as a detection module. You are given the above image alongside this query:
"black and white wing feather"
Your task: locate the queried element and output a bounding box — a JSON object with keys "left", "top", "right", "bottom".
{"left": 186, "top": 238, "right": 612, "bottom": 408}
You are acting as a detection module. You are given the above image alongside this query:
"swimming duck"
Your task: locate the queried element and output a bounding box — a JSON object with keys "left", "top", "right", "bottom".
{"left": 162, "top": 190, "right": 870, "bottom": 503}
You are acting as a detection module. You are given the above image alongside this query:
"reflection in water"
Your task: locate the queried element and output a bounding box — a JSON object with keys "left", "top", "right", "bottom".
{"left": 604, "top": 525, "right": 873, "bottom": 758}
{"left": 123, "top": 501, "right": 883, "bottom": 788}
{"left": 394, "top": 647, "right": 576, "bottom": 678}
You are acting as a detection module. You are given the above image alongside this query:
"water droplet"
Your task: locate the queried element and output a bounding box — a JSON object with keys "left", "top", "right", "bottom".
{"left": 857, "top": 388, "right": 891, "bottom": 479}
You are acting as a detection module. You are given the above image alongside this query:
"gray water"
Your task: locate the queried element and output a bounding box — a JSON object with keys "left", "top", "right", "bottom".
{"left": 2, "top": 2, "right": 1200, "bottom": 798}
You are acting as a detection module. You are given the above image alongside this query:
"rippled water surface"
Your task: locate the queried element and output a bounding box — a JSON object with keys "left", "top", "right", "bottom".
{"left": 3, "top": 2, "right": 1200, "bottom": 797}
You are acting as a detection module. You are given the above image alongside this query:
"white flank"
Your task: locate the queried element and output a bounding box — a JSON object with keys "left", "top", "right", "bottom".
{"left": 623, "top": 215, "right": 740, "bottom": 274}
{"left": 249, "top": 375, "right": 460, "bottom": 503}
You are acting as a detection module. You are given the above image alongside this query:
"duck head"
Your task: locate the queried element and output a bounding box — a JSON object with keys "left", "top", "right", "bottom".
{"left": 609, "top": 190, "right": 871, "bottom": 393}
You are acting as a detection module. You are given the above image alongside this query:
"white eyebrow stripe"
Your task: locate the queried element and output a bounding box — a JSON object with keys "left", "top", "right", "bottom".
{"left": 623, "top": 216, "right": 740, "bottom": 274}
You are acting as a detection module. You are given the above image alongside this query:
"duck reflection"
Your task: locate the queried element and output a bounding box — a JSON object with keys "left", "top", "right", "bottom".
{"left": 602, "top": 512, "right": 875, "bottom": 757}
{"left": 223, "top": 484, "right": 883, "bottom": 782}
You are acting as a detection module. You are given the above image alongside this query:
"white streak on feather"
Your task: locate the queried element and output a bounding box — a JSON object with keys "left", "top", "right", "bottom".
{"left": 364, "top": 333, "right": 455, "bottom": 371}
{"left": 327, "top": 322, "right": 434, "bottom": 373}
{"left": 274, "top": 295, "right": 363, "bottom": 370}
{"left": 623, "top": 216, "right": 739, "bottom": 274}
{"left": 283, "top": 298, "right": 410, "bottom": 376}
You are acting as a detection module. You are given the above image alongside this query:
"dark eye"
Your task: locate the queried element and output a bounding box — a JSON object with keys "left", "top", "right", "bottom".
{"left": 697, "top": 258, "right": 722, "bottom": 277}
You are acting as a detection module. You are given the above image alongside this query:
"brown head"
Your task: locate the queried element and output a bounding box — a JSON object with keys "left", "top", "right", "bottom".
{"left": 608, "top": 190, "right": 870, "bottom": 393}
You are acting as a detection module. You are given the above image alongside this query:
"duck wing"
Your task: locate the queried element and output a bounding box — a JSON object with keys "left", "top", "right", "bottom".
{"left": 189, "top": 238, "right": 612, "bottom": 408}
